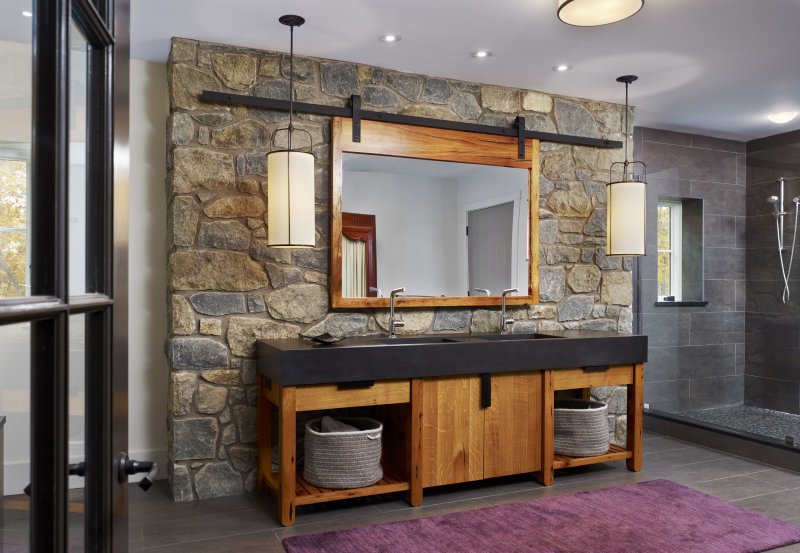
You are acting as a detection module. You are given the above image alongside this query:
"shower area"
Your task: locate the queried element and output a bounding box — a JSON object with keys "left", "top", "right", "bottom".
{"left": 634, "top": 127, "right": 800, "bottom": 451}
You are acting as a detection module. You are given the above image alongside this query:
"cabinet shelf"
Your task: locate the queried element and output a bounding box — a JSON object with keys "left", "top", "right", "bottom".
{"left": 552, "top": 444, "right": 632, "bottom": 470}
{"left": 294, "top": 471, "right": 409, "bottom": 506}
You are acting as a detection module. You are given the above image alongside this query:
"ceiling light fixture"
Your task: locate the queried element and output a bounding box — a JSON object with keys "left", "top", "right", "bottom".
{"left": 472, "top": 50, "right": 492, "bottom": 59}
{"left": 380, "top": 34, "right": 401, "bottom": 43}
{"left": 557, "top": 0, "right": 644, "bottom": 27}
{"left": 21, "top": 10, "right": 32, "bottom": 17}
{"left": 553, "top": 64, "right": 571, "bottom": 72}
{"left": 266, "top": 15, "right": 316, "bottom": 248}
{"left": 768, "top": 111, "right": 798, "bottom": 124}
{"left": 606, "top": 75, "right": 647, "bottom": 256}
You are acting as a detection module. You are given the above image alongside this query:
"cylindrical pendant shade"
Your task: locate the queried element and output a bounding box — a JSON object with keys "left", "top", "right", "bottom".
{"left": 267, "top": 150, "right": 316, "bottom": 248}
{"left": 558, "top": 0, "right": 644, "bottom": 26}
{"left": 606, "top": 179, "right": 646, "bottom": 256}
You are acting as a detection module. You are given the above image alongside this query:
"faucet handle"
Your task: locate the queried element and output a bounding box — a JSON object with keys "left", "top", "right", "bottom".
{"left": 393, "top": 320, "right": 405, "bottom": 328}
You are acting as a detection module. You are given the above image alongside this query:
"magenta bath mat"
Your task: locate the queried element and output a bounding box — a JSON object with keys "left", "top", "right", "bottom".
{"left": 283, "top": 479, "right": 800, "bottom": 553}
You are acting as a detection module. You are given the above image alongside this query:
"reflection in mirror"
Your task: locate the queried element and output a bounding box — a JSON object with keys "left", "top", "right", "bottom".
{"left": 341, "top": 154, "right": 529, "bottom": 298}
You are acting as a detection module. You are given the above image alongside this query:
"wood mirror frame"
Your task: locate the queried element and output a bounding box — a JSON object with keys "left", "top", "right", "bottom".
{"left": 330, "top": 116, "right": 540, "bottom": 309}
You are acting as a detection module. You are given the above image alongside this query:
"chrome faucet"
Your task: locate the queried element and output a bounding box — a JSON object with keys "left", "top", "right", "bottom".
{"left": 500, "top": 288, "right": 517, "bottom": 335}
{"left": 388, "top": 287, "right": 405, "bottom": 338}
{"left": 474, "top": 288, "right": 491, "bottom": 296}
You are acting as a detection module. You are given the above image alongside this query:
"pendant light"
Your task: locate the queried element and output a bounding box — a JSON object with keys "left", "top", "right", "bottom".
{"left": 606, "top": 75, "right": 646, "bottom": 256}
{"left": 557, "top": 0, "right": 644, "bottom": 27}
{"left": 267, "top": 15, "right": 315, "bottom": 248}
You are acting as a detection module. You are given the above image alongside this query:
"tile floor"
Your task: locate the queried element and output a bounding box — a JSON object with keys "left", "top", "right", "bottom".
{"left": 126, "top": 431, "right": 800, "bottom": 552}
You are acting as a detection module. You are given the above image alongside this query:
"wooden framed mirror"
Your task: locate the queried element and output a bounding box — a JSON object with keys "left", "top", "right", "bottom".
{"left": 330, "top": 117, "right": 539, "bottom": 309}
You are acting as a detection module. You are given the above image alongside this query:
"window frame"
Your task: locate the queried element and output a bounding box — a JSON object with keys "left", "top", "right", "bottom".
{"left": 657, "top": 199, "right": 682, "bottom": 301}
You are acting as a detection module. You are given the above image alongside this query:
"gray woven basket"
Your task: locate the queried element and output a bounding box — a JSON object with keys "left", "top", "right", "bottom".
{"left": 553, "top": 399, "right": 610, "bottom": 457}
{"left": 303, "top": 417, "right": 383, "bottom": 489}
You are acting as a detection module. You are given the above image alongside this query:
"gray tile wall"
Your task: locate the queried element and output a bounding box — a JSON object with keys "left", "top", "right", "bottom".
{"left": 745, "top": 130, "right": 800, "bottom": 414}
{"left": 634, "top": 127, "right": 746, "bottom": 413}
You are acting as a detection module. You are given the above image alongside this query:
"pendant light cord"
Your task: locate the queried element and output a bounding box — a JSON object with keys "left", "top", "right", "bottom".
{"left": 623, "top": 81, "right": 629, "bottom": 169}
{"left": 288, "top": 23, "right": 295, "bottom": 151}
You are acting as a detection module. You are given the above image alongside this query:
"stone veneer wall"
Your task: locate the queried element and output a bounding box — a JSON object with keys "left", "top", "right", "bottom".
{"left": 165, "top": 37, "right": 635, "bottom": 501}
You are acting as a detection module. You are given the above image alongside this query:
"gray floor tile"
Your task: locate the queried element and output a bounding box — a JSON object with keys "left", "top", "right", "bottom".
{"left": 750, "top": 468, "right": 800, "bottom": 489}
{"left": 640, "top": 435, "right": 695, "bottom": 453}
{"left": 733, "top": 487, "right": 800, "bottom": 520}
{"left": 648, "top": 455, "right": 776, "bottom": 485}
{"left": 275, "top": 497, "right": 493, "bottom": 542}
{"left": 131, "top": 530, "right": 284, "bottom": 553}
{"left": 689, "top": 474, "right": 792, "bottom": 501}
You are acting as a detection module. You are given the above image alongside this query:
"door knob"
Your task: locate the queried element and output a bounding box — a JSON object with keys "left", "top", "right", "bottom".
{"left": 117, "top": 452, "right": 158, "bottom": 491}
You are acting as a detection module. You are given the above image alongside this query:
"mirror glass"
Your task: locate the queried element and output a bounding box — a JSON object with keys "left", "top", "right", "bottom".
{"left": 341, "top": 153, "right": 529, "bottom": 298}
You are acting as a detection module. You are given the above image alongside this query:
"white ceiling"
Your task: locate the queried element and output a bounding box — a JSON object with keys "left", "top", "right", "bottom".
{"left": 130, "top": 0, "right": 799, "bottom": 141}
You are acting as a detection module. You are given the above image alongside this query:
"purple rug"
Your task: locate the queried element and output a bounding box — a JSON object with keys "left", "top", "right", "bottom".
{"left": 283, "top": 479, "right": 800, "bottom": 553}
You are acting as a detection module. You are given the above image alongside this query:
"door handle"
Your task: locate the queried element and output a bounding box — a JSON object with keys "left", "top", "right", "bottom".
{"left": 480, "top": 373, "right": 492, "bottom": 409}
{"left": 118, "top": 452, "right": 159, "bottom": 491}
{"left": 23, "top": 462, "right": 86, "bottom": 496}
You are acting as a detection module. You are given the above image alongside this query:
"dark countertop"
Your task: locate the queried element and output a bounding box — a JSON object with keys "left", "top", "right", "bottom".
{"left": 257, "top": 330, "right": 648, "bottom": 386}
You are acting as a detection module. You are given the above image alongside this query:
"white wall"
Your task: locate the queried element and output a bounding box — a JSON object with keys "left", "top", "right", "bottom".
{"left": 343, "top": 172, "right": 462, "bottom": 297}
{"left": 456, "top": 166, "right": 530, "bottom": 294}
{"left": 127, "top": 59, "right": 168, "bottom": 477}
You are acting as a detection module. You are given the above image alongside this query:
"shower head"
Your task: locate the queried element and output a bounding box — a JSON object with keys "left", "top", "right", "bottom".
{"left": 768, "top": 195, "right": 781, "bottom": 214}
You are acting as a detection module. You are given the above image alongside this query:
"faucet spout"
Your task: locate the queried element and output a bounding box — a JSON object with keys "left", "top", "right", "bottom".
{"left": 388, "top": 287, "right": 406, "bottom": 338}
{"left": 500, "top": 288, "right": 518, "bottom": 335}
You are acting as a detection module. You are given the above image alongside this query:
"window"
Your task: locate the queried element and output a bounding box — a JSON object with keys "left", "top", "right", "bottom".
{"left": 656, "top": 196, "right": 704, "bottom": 304}
{"left": 657, "top": 199, "right": 682, "bottom": 301}
{"left": 0, "top": 153, "right": 30, "bottom": 298}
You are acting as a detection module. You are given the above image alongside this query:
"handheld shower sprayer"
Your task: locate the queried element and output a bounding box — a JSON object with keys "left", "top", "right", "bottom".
{"left": 768, "top": 177, "right": 799, "bottom": 303}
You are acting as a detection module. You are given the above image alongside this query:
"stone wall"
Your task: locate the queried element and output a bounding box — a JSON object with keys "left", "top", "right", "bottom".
{"left": 165, "top": 37, "right": 634, "bottom": 500}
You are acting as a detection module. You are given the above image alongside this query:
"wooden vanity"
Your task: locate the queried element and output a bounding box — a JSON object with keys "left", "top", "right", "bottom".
{"left": 256, "top": 332, "right": 646, "bottom": 526}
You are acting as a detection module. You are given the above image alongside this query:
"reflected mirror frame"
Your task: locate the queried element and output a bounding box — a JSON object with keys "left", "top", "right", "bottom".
{"left": 330, "top": 116, "right": 540, "bottom": 309}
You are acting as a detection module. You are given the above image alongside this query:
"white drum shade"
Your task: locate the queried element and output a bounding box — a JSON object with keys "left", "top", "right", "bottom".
{"left": 557, "top": 0, "right": 644, "bottom": 26}
{"left": 267, "top": 150, "right": 316, "bottom": 247}
{"left": 606, "top": 179, "right": 646, "bottom": 256}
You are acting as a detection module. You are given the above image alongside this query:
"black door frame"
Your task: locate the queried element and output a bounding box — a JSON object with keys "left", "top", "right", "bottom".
{"left": 0, "top": 0, "right": 129, "bottom": 551}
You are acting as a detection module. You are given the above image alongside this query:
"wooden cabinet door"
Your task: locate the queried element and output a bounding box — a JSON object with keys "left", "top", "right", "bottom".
{"left": 422, "top": 376, "right": 484, "bottom": 487}
{"left": 484, "top": 372, "right": 542, "bottom": 479}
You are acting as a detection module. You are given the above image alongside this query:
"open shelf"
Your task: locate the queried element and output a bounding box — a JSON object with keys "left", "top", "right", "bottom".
{"left": 294, "top": 471, "right": 409, "bottom": 506}
{"left": 553, "top": 443, "right": 632, "bottom": 470}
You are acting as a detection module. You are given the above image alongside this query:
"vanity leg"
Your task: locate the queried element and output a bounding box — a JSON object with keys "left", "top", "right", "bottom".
{"left": 279, "top": 386, "right": 297, "bottom": 526}
{"left": 536, "top": 370, "right": 554, "bottom": 486}
{"left": 626, "top": 363, "right": 644, "bottom": 472}
{"left": 257, "top": 376, "right": 272, "bottom": 496}
{"left": 407, "top": 378, "right": 423, "bottom": 506}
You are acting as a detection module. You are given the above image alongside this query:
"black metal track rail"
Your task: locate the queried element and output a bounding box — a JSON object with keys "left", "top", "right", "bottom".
{"left": 200, "top": 91, "right": 622, "bottom": 151}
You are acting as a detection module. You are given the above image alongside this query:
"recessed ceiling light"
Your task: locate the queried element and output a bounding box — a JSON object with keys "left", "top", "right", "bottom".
{"left": 471, "top": 50, "right": 492, "bottom": 59}
{"left": 380, "top": 34, "right": 400, "bottom": 43}
{"left": 21, "top": 10, "right": 32, "bottom": 17}
{"left": 553, "top": 64, "right": 572, "bottom": 72}
{"left": 768, "top": 111, "right": 798, "bottom": 124}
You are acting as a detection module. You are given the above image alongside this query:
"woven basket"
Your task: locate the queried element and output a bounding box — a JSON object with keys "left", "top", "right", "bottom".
{"left": 553, "top": 399, "right": 610, "bottom": 457}
{"left": 303, "top": 417, "right": 383, "bottom": 489}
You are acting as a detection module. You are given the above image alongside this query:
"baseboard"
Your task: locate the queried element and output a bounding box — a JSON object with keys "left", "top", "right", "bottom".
{"left": 3, "top": 448, "right": 168, "bottom": 496}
